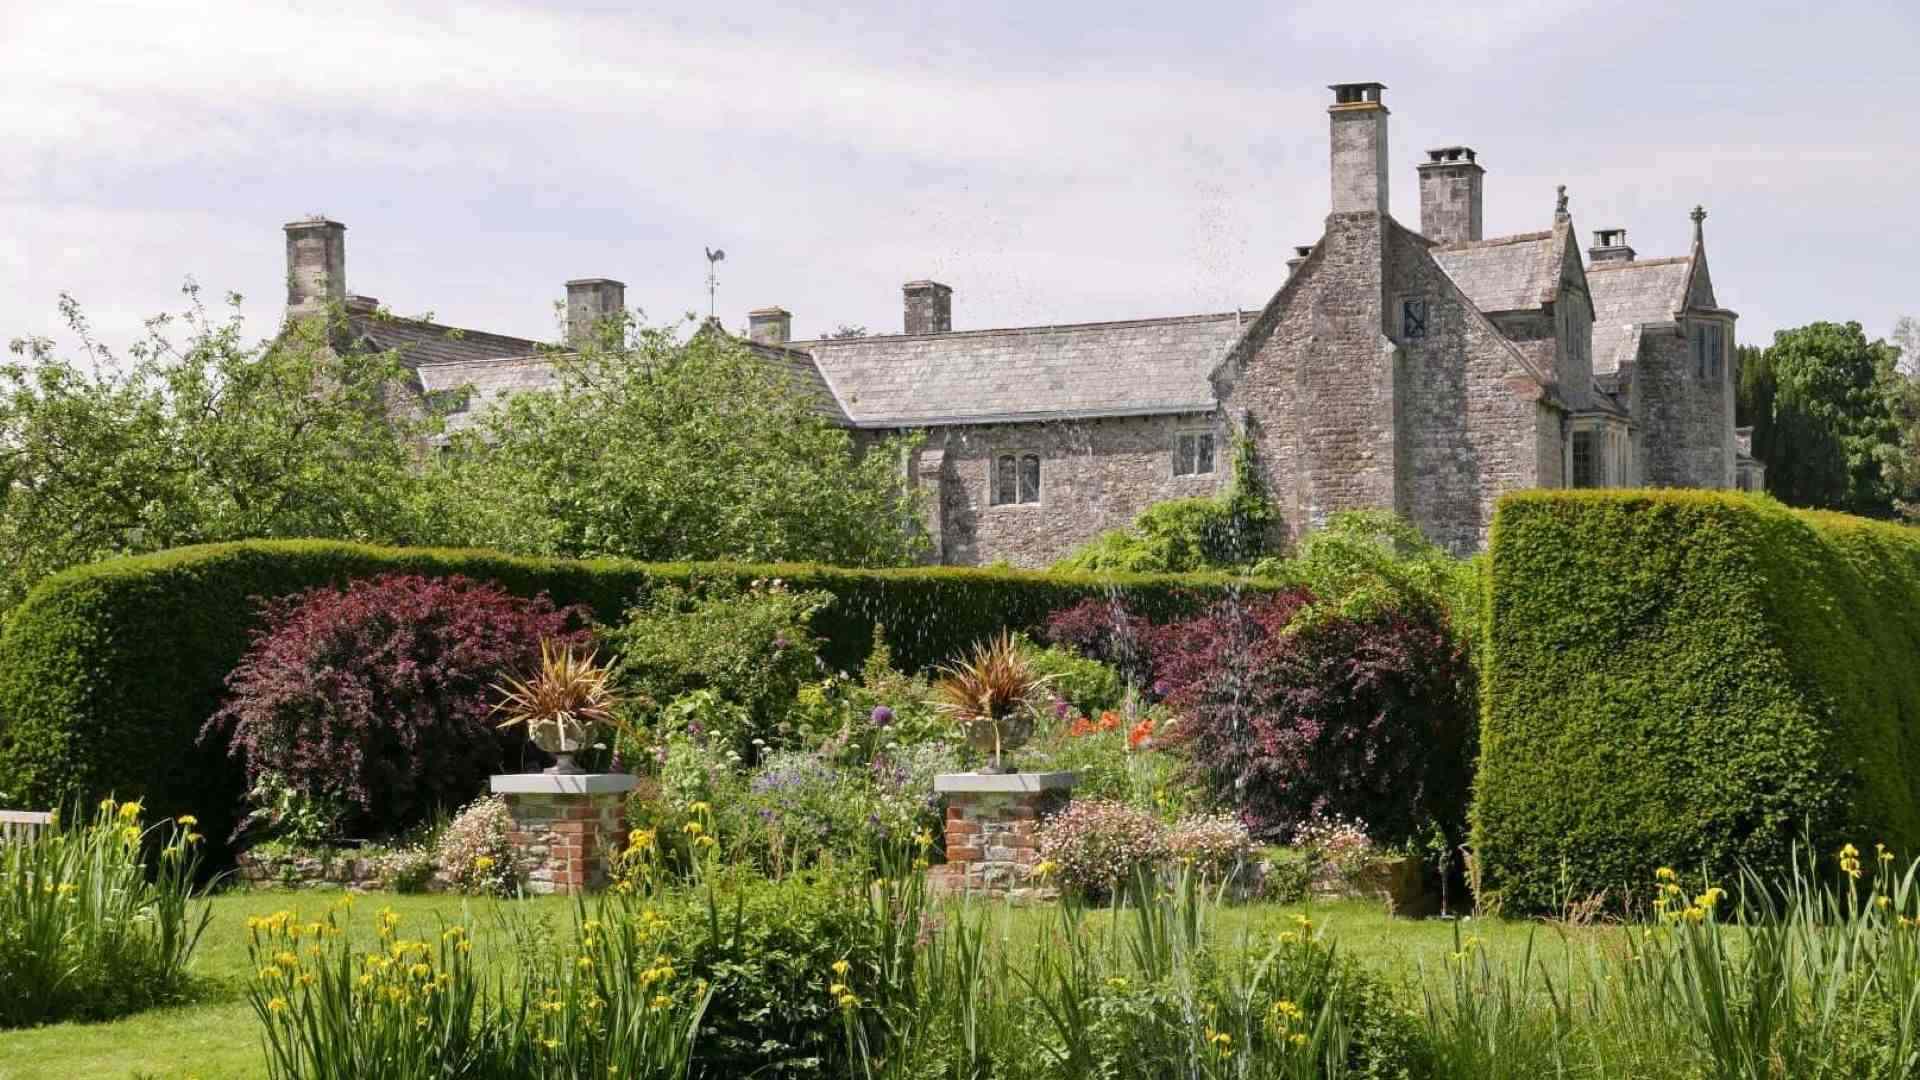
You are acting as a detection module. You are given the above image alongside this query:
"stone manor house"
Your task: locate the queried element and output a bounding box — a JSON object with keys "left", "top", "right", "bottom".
{"left": 282, "top": 81, "right": 1762, "bottom": 564}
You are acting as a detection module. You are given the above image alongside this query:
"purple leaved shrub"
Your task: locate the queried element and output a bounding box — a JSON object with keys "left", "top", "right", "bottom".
{"left": 204, "top": 574, "right": 591, "bottom": 837}
{"left": 1152, "top": 593, "right": 1475, "bottom": 847}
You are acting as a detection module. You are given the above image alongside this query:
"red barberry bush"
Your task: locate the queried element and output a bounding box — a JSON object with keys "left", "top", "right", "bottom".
{"left": 204, "top": 574, "right": 590, "bottom": 837}
{"left": 1153, "top": 593, "right": 1476, "bottom": 848}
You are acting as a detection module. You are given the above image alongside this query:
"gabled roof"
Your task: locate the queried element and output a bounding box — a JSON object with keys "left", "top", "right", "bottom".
{"left": 1429, "top": 230, "right": 1560, "bottom": 313}
{"left": 417, "top": 355, "right": 560, "bottom": 435}
{"left": 795, "top": 312, "right": 1250, "bottom": 427}
{"left": 408, "top": 331, "right": 848, "bottom": 437}
{"left": 349, "top": 312, "right": 544, "bottom": 367}
{"left": 1586, "top": 256, "right": 1693, "bottom": 374}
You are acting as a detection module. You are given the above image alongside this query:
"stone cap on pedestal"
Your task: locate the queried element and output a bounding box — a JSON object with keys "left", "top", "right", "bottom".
{"left": 490, "top": 773, "right": 639, "bottom": 795}
{"left": 934, "top": 772, "right": 1076, "bottom": 795}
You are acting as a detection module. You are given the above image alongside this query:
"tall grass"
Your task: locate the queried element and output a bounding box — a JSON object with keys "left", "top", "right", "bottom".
{"left": 0, "top": 797, "right": 211, "bottom": 1027}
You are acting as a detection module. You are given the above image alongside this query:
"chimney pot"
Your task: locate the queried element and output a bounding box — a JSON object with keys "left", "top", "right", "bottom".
{"left": 1416, "top": 146, "right": 1485, "bottom": 244}
{"left": 566, "top": 278, "right": 627, "bottom": 348}
{"left": 1588, "top": 228, "right": 1636, "bottom": 264}
{"left": 283, "top": 217, "right": 347, "bottom": 315}
{"left": 1286, "top": 245, "right": 1314, "bottom": 277}
{"left": 748, "top": 306, "right": 793, "bottom": 346}
{"left": 903, "top": 280, "right": 952, "bottom": 335}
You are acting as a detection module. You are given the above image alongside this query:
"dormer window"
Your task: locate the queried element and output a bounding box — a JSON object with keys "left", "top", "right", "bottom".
{"left": 1401, "top": 297, "right": 1428, "bottom": 341}
{"left": 991, "top": 452, "right": 1041, "bottom": 506}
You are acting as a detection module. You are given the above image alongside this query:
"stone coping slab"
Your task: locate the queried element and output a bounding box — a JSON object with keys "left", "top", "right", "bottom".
{"left": 933, "top": 771, "right": 1076, "bottom": 794}
{"left": 490, "top": 773, "right": 639, "bottom": 796}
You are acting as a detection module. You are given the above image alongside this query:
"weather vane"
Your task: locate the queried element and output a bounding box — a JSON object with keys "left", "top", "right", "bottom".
{"left": 704, "top": 247, "right": 726, "bottom": 321}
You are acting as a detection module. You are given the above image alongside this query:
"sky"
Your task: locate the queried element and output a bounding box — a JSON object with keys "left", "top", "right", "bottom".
{"left": 4, "top": 0, "right": 1917, "bottom": 357}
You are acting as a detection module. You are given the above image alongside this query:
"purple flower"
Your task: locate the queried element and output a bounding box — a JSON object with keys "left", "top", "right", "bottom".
{"left": 773, "top": 634, "right": 791, "bottom": 651}
{"left": 1053, "top": 696, "right": 1071, "bottom": 720}
{"left": 870, "top": 705, "right": 895, "bottom": 728}
{"left": 688, "top": 720, "right": 703, "bottom": 737}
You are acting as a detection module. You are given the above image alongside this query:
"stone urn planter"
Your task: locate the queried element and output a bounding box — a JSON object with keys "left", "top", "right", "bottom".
{"left": 931, "top": 632, "right": 1052, "bottom": 773}
{"left": 492, "top": 639, "right": 621, "bottom": 777}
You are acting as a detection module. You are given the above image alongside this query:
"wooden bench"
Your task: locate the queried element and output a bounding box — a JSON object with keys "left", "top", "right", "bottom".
{"left": 0, "top": 810, "right": 54, "bottom": 845}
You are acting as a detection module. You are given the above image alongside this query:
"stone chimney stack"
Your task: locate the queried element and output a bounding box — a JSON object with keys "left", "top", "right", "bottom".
{"left": 566, "top": 278, "right": 626, "bottom": 348}
{"left": 1416, "top": 146, "right": 1484, "bottom": 243}
{"left": 1588, "top": 228, "right": 1636, "bottom": 264}
{"left": 1328, "top": 83, "right": 1389, "bottom": 216}
{"left": 748, "top": 307, "right": 792, "bottom": 345}
{"left": 903, "top": 280, "right": 952, "bottom": 335}
{"left": 284, "top": 217, "right": 346, "bottom": 316}
{"left": 1285, "top": 245, "right": 1314, "bottom": 277}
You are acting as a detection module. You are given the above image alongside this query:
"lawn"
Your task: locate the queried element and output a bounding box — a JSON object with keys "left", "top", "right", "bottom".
{"left": 0, "top": 886, "right": 1605, "bottom": 1080}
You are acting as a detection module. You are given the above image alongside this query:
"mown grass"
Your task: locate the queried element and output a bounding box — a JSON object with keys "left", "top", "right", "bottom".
{"left": 0, "top": 887, "right": 1574, "bottom": 1080}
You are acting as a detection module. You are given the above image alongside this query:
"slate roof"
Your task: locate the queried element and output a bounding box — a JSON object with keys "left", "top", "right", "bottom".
{"left": 793, "top": 312, "right": 1250, "bottom": 427}
{"left": 348, "top": 313, "right": 545, "bottom": 368}
{"left": 416, "top": 355, "right": 558, "bottom": 436}
{"left": 1586, "top": 256, "right": 1693, "bottom": 374}
{"left": 1430, "top": 231, "right": 1560, "bottom": 313}
{"left": 413, "top": 337, "right": 848, "bottom": 436}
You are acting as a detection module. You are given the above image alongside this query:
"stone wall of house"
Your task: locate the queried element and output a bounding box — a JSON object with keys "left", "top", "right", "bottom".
{"left": 913, "top": 412, "right": 1227, "bottom": 567}
{"left": 1216, "top": 212, "right": 1398, "bottom": 549}
{"left": 1386, "top": 223, "right": 1552, "bottom": 554}
{"left": 1632, "top": 322, "right": 1733, "bottom": 489}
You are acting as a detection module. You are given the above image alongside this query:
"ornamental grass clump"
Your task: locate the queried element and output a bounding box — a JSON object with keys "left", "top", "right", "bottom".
{"left": 0, "top": 798, "right": 211, "bottom": 1027}
{"left": 1034, "top": 798, "right": 1168, "bottom": 901}
{"left": 245, "top": 901, "right": 707, "bottom": 1080}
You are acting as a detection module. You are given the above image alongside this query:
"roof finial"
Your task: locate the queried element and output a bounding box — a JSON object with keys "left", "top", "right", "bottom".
{"left": 1690, "top": 205, "right": 1707, "bottom": 244}
{"left": 1555, "top": 184, "right": 1570, "bottom": 220}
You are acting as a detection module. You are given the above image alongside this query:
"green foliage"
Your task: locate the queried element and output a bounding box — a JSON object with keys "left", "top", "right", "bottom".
{"left": 0, "top": 291, "right": 440, "bottom": 614}
{"left": 1739, "top": 320, "right": 1905, "bottom": 516}
{"left": 1475, "top": 489, "right": 1920, "bottom": 914}
{"left": 1259, "top": 510, "right": 1486, "bottom": 646}
{"left": 1018, "top": 637, "right": 1126, "bottom": 717}
{"left": 610, "top": 580, "right": 830, "bottom": 762}
{"left": 0, "top": 538, "right": 1272, "bottom": 863}
{"left": 0, "top": 799, "right": 210, "bottom": 1028}
{"left": 1051, "top": 433, "right": 1275, "bottom": 574}
{"left": 418, "top": 316, "right": 927, "bottom": 568}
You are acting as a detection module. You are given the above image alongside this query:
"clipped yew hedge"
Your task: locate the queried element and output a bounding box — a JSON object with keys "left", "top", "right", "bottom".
{"left": 1475, "top": 490, "right": 1920, "bottom": 914}
{"left": 0, "top": 540, "right": 1272, "bottom": 858}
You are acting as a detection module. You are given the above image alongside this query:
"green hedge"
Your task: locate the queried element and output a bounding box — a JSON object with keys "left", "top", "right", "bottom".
{"left": 1475, "top": 490, "right": 1920, "bottom": 914}
{"left": 0, "top": 540, "right": 1271, "bottom": 858}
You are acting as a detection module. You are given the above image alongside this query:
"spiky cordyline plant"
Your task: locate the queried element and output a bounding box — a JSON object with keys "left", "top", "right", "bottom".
{"left": 930, "top": 632, "right": 1053, "bottom": 772}
{"left": 492, "top": 638, "right": 621, "bottom": 773}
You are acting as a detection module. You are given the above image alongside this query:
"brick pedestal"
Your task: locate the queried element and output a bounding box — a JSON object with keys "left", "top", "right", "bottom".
{"left": 928, "top": 772, "right": 1074, "bottom": 901}
{"left": 490, "top": 773, "right": 636, "bottom": 895}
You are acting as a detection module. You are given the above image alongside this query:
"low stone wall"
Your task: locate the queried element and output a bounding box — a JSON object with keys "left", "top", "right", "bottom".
{"left": 234, "top": 848, "right": 414, "bottom": 891}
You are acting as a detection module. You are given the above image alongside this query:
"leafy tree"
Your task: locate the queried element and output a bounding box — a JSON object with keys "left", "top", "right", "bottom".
{"left": 824, "top": 324, "right": 868, "bottom": 339}
{"left": 421, "top": 315, "right": 925, "bottom": 566}
{"left": 1738, "top": 321, "right": 1902, "bottom": 516}
{"left": 1886, "top": 316, "right": 1920, "bottom": 519}
{"left": 0, "top": 288, "right": 434, "bottom": 613}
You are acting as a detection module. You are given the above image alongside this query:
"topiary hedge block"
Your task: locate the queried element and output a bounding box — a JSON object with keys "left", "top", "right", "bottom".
{"left": 1474, "top": 489, "right": 1920, "bottom": 914}
{"left": 0, "top": 539, "right": 1278, "bottom": 861}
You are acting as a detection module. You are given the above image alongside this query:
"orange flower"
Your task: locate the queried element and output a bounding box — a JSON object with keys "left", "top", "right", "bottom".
{"left": 1127, "top": 718, "right": 1154, "bottom": 749}
{"left": 1097, "top": 710, "right": 1122, "bottom": 732}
